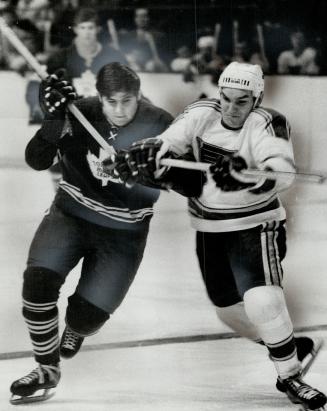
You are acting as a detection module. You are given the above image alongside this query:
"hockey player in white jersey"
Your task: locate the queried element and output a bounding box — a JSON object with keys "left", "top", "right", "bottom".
{"left": 107, "top": 62, "right": 326, "bottom": 410}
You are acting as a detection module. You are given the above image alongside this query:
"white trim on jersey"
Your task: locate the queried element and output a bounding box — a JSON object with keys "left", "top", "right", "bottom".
{"left": 59, "top": 181, "right": 154, "bottom": 223}
{"left": 190, "top": 193, "right": 278, "bottom": 214}
{"left": 190, "top": 207, "right": 286, "bottom": 233}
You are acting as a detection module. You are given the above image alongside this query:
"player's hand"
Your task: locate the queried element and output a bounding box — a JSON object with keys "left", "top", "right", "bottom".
{"left": 39, "top": 68, "right": 77, "bottom": 117}
{"left": 102, "top": 151, "right": 136, "bottom": 187}
{"left": 249, "top": 167, "right": 276, "bottom": 194}
{"left": 102, "top": 138, "right": 172, "bottom": 188}
{"left": 128, "top": 137, "right": 164, "bottom": 180}
{"left": 210, "top": 155, "right": 257, "bottom": 191}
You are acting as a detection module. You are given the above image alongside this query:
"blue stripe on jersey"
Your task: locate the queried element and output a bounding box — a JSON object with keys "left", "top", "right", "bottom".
{"left": 254, "top": 107, "right": 290, "bottom": 140}
{"left": 188, "top": 195, "right": 280, "bottom": 220}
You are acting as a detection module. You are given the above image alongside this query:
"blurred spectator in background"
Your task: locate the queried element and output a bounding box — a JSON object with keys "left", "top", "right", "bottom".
{"left": 0, "top": 6, "right": 17, "bottom": 68}
{"left": 3, "top": 19, "right": 47, "bottom": 123}
{"left": 182, "top": 35, "right": 227, "bottom": 83}
{"left": 277, "top": 30, "right": 320, "bottom": 75}
{"left": 170, "top": 45, "right": 192, "bottom": 72}
{"left": 16, "top": 0, "right": 49, "bottom": 22}
{"left": 232, "top": 40, "right": 269, "bottom": 73}
{"left": 47, "top": 8, "right": 128, "bottom": 97}
{"left": 48, "top": 0, "right": 79, "bottom": 51}
{"left": 120, "top": 7, "right": 169, "bottom": 72}
{"left": 191, "top": 35, "right": 216, "bottom": 74}
{"left": 262, "top": 21, "right": 291, "bottom": 74}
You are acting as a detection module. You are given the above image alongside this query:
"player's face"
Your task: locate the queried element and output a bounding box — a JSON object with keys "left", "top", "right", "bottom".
{"left": 101, "top": 92, "right": 139, "bottom": 127}
{"left": 220, "top": 88, "right": 254, "bottom": 129}
{"left": 74, "top": 21, "right": 99, "bottom": 43}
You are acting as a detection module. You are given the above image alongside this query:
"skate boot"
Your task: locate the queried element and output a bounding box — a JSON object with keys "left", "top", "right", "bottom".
{"left": 60, "top": 326, "right": 84, "bottom": 359}
{"left": 10, "top": 363, "right": 60, "bottom": 405}
{"left": 277, "top": 372, "right": 326, "bottom": 410}
{"left": 276, "top": 337, "right": 323, "bottom": 391}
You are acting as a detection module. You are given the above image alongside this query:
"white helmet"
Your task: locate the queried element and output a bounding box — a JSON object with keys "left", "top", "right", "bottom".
{"left": 218, "top": 62, "right": 264, "bottom": 100}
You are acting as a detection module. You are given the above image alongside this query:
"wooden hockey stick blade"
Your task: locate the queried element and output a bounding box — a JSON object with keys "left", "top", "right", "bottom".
{"left": 0, "top": 17, "right": 115, "bottom": 157}
{"left": 159, "top": 158, "right": 327, "bottom": 184}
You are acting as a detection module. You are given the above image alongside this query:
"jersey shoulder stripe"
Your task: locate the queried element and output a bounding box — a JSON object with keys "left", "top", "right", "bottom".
{"left": 173, "top": 98, "right": 221, "bottom": 123}
{"left": 253, "top": 107, "right": 290, "bottom": 140}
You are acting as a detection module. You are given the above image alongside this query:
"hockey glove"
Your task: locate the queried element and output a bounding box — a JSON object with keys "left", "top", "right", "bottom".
{"left": 249, "top": 167, "right": 276, "bottom": 194}
{"left": 39, "top": 68, "right": 77, "bottom": 118}
{"left": 128, "top": 137, "right": 167, "bottom": 180}
{"left": 102, "top": 150, "right": 137, "bottom": 187}
{"left": 210, "top": 155, "right": 257, "bottom": 192}
{"left": 103, "top": 138, "right": 173, "bottom": 188}
{"left": 126, "top": 140, "right": 207, "bottom": 196}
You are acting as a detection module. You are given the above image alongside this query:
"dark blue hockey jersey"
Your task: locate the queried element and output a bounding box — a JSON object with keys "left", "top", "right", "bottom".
{"left": 25, "top": 97, "right": 173, "bottom": 229}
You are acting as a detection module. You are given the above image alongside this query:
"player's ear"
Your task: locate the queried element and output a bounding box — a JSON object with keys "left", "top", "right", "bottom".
{"left": 137, "top": 91, "right": 142, "bottom": 101}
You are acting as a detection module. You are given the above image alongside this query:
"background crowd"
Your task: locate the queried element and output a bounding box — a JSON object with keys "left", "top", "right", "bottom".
{"left": 0, "top": 0, "right": 326, "bottom": 123}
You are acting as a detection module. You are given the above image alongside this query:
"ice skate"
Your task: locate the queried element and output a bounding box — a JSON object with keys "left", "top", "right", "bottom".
{"left": 10, "top": 363, "right": 60, "bottom": 405}
{"left": 276, "top": 337, "right": 324, "bottom": 392}
{"left": 277, "top": 372, "right": 326, "bottom": 410}
{"left": 60, "top": 326, "right": 84, "bottom": 359}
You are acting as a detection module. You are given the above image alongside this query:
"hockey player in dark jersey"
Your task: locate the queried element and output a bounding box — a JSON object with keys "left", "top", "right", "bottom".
{"left": 26, "top": 8, "right": 128, "bottom": 124}
{"left": 9, "top": 62, "right": 173, "bottom": 404}
{"left": 109, "top": 62, "right": 326, "bottom": 411}
{"left": 47, "top": 8, "right": 128, "bottom": 97}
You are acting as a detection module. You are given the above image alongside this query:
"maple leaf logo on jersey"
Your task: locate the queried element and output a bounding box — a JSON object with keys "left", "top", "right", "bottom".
{"left": 86, "top": 148, "right": 121, "bottom": 186}
{"left": 73, "top": 70, "right": 97, "bottom": 97}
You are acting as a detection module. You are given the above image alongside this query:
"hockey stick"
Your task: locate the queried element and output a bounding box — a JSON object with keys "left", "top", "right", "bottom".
{"left": 159, "top": 158, "right": 327, "bottom": 184}
{"left": 0, "top": 17, "right": 115, "bottom": 157}
{"left": 107, "top": 19, "right": 120, "bottom": 51}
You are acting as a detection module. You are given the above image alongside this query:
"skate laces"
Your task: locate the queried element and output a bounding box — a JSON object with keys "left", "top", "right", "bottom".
{"left": 18, "top": 365, "right": 59, "bottom": 385}
{"left": 297, "top": 384, "right": 320, "bottom": 400}
{"left": 286, "top": 376, "right": 319, "bottom": 400}
{"left": 62, "top": 328, "right": 81, "bottom": 349}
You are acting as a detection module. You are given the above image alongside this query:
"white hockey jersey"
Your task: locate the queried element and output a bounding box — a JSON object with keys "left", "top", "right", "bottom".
{"left": 158, "top": 99, "right": 296, "bottom": 232}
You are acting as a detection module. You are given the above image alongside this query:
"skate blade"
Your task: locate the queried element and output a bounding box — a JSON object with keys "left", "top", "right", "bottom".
{"left": 298, "top": 407, "right": 326, "bottom": 411}
{"left": 302, "top": 338, "right": 324, "bottom": 377}
{"left": 10, "top": 389, "right": 55, "bottom": 405}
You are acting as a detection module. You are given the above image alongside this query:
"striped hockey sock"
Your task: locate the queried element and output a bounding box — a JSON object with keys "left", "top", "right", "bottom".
{"left": 265, "top": 332, "right": 301, "bottom": 378}
{"left": 23, "top": 298, "right": 60, "bottom": 365}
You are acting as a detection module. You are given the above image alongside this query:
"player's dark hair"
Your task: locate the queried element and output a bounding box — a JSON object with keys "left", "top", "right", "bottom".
{"left": 73, "top": 8, "right": 99, "bottom": 26}
{"left": 96, "top": 63, "right": 141, "bottom": 98}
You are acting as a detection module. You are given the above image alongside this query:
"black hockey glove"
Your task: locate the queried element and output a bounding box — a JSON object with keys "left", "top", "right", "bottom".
{"left": 128, "top": 137, "right": 166, "bottom": 181}
{"left": 102, "top": 150, "right": 137, "bottom": 187}
{"left": 210, "top": 155, "right": 257, "bottom": 192}
{"left": 249, "top": 167, "right": 276, "bottom": 194}
{"left": 103, "top": 138, "right": 167, "bottom": 187}
{"left": 39, "top": 69, "right": 77, "bottom": 118}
